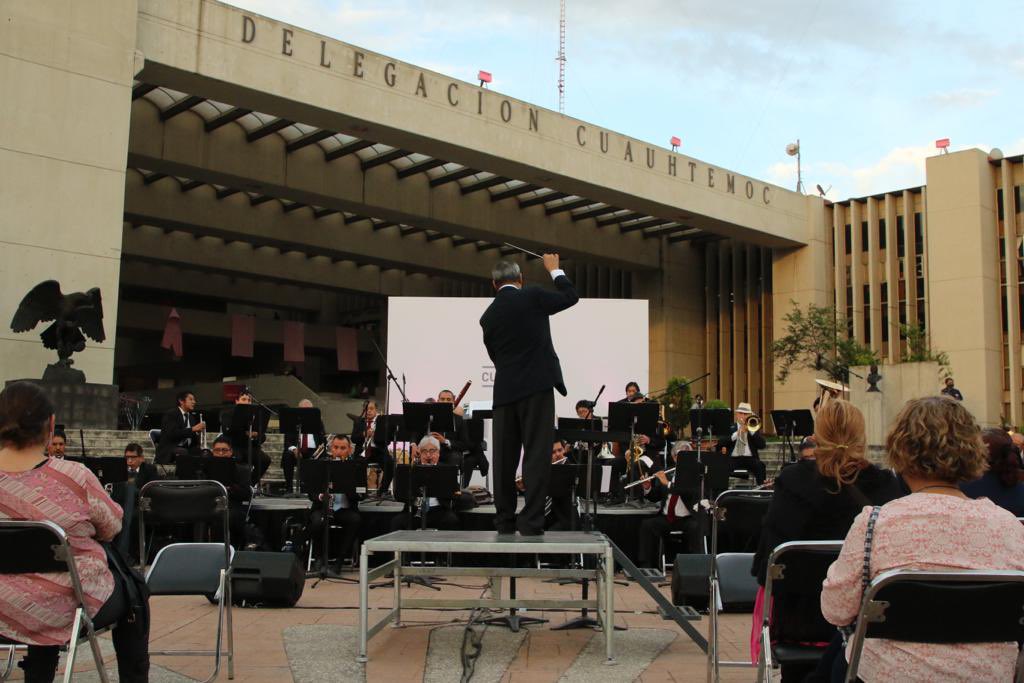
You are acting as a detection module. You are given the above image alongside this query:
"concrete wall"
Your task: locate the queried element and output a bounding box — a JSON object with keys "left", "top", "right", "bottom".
{"left": 850, "top": 361, "right": 942, "bottom": 446}
{"left": 0, "top": 0, "right": 137, "bottom": 384}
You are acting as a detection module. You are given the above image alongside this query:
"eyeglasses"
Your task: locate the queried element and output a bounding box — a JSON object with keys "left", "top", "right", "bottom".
{"left": 212, "top": 447, "right": 232, "bottom": 455}
{"left": 420, "top": 448, "right": 440, "bottom": 454}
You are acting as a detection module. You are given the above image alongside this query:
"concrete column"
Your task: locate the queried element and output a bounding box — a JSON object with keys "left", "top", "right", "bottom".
{"left": 924, "top": 150, "right": 1001, "bottom": 425}
{"left": 866, "top": 197, "right": 882, "bottom": 354}
{"left": 705, "top": 243, "right": 720, "bottom": 400}
{"left": 761, "top": 248, "right": 774, "bottom": 415}
{"left": 884, "top": 195, "right": 900, "bottom": 361}
{"left": 833, "top": 204, "right": 847, "bottom": 324}
{"left": 732, "top": 244, "right": 747, "bottom": 403}
{"left": 635, "top": 241, "right": 706, "bottom": 395}
{"left": 1001, "top": 160, "right": 1021, "bottom": 427}
{"left": 718, "top": 242, "right": 733, "bottom": 406}
{"left": 849, "top": 201, "right": 864, "bottom": 343}
{"left": 746, "top": 245, "right": 759, "bottom": 411}
{"left": 772, "top": 196, "right": 832, "bottom": 410}
{"left": 0, "top": 0, "right": 139, "bottom": 384}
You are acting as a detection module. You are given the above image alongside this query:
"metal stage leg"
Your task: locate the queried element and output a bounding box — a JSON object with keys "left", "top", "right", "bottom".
{"left": 393, "top": 551, "right": 402, "bottom": 627}
{"left": 605, "top": 543, "right": 616, "bottom": 664}
{"left": 481, "top": 574, "right": 548, "bottom": 632}
{"left": 358, "top": 545, "right": 369, "bottom": 663}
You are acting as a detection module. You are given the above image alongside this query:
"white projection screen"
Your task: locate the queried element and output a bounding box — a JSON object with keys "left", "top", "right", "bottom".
{"left": 386, "top": 297, "right": 648, "bottom": 416}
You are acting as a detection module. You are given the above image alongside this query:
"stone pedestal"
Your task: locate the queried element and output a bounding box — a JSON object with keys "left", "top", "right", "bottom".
{"left": 861, "top": 391, "right": 885, "bottom": 449}
{"left": 7, "top": 379, "right": 119, "bottom": 429}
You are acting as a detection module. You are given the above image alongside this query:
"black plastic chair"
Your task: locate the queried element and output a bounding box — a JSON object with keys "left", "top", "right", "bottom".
{"left": 844, "top": 568, "right": 1024, "bottom": 683}
{"left": 707, "top": 489, "right": 772, "bottom": 682}
{"left": 139, "top": 480, "right": 234, "bottom": 682}
{"left": 0, "top": 520, "right": 110, "bottom": 683}
{"left": 759, "top": 540, "right": 844, "bottom": 683}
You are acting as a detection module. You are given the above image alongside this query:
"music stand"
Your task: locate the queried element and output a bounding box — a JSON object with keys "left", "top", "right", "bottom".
{"left": 279, "top": 407, "right": 325, "bottom": 495}
{"left": 770, "top": 409, "right": 815, "bottom": 462}
{"left": 227, "top": 403, "right": 269, "bottom": 475}
{"left": 393, "top": 463, "right": 460, "bottom": 590}
{"left": 403, "top": 402, "right": 455, "bottom": 438}
{"left": 301, "top": 458, "right": 368, "bottom": 585}
{"left": 67, "top": 456, "right": 128, "bottom": 489}
{"left": 607, "top": 401, "right": 660, "bottom": 507}
{"left": 689, "top": 408, "right": 733, "bottom": 439}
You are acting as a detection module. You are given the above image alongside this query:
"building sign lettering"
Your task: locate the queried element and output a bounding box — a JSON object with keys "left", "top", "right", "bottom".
{"left": 238, "top": 16, "right": 772, "bottom": 206}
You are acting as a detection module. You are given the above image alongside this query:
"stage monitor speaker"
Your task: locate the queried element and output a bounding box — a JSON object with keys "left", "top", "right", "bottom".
{"left": 231, "top": 551, "right": 304, "bottom": 607}
{"left": 671, "top": 553, "right": 712, "bottom": 610}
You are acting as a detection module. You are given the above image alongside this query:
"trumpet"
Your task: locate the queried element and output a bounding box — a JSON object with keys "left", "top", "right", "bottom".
{"left": 745, "top": 414, "right": 761, "bottom": 433}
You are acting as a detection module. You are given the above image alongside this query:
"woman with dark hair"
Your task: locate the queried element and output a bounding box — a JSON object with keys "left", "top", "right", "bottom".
{"left": 960, "top": 427, "right": 1024, "bottom": 516}
{"left": 749, "top": 400, "right": 903, "bottom": 680}
{"left": 0, "top": 382, "right": 149, "bottom": 682}
{"left": 821, "top": 396, "right": 1024, "bottom": 681}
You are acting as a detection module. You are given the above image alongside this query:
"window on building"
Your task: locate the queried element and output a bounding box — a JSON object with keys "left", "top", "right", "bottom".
{"left": 863, "top": 284, "right": 871, "bottom": 345}
{"left": 896, "top": 215, "right": 905, "bottom": 258}
{"left": 845, "top": 224, "right": 852, "bottom": 255}
{"left": 881, "top": 282, "right": 889, "bottom": 343}
{"left": 998, "top": 188, "right": 1005, "bottom": 221}
{"left": 879, "top": 219, "right": 887, "bottom": 250}
{"left": 1016, "top": 186, "right": 1022, "bottom": 213}
{"left": 861, "top": 221, "right": 869, "bottom": 252}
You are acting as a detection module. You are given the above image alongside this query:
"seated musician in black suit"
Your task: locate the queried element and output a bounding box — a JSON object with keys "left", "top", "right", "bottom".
{"left": 307, "top": 434, "right": 361, "bottom": 570}
{"left": 437, "top": 388, "right": 489, "bottom": 486}
{"left": 281, "top": 398, "right": 324, "bottom": 490}
{"left": 219, "top": 390, "right": 271, "bottom": 485}
{"left": 715, "top": 402, "right": 767, "bottom": 485}
{"left": 546, "top": 440, "right": 577, "bottom": 531}
{"left": 637, "top": 442, "right": 705, "bottom": 569}
{"left": 390, "top": 435, "right": 475, "bottom": 531}
{"left": 207, "top": 436, "right": 253, "bottom": 549}
{"left": 115, "top": 442, "right": 161, "bottom": 561}
{"left": 156, "top": 390, "right": 205, "bottom": 464}
{"left": 352, "top": 399, "right": 394, "bottom": 500}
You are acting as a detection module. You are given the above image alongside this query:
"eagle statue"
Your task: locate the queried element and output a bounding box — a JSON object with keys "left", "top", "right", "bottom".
{"left": 10, "top": 281, "right": 105, "bottom": 368}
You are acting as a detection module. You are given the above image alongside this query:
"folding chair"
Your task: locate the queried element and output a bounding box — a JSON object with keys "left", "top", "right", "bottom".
{"left": 707, "top": 489, "right": 772, "bottom": 682}
{"left": 759, "top": 540, "right": 844, "bottom": 683}
{"left": 844, "top": 568, "right": 1024, "bottom": 683}
{"left": 0, "top": 520, "right": 110, "bottom": 683}
{"left": 139, "top": 480, "right": 234, "bottom": 682}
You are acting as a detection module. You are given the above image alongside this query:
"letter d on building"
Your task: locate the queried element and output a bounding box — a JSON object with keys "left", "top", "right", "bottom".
{"left": 242, "top": 16, "right": 256, "bottom": 43}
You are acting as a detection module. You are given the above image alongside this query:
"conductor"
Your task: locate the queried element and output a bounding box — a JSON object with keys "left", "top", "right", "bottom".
{"left": 480, "top": 254, "right": 579, "bottom": 535}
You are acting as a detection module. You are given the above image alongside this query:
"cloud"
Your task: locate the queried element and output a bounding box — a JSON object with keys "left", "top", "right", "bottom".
{"left": 923, "top": 88, "right": 998, "bottom": 109}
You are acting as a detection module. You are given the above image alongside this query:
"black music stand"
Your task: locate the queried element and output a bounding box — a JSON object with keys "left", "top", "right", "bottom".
{"left": 227, "top": 403, "right": 268, "bottom": 475}
{"left": 689, "top": 408, "right": 733, "bottom": 440}
{"left": 279, "top": 407, "right": 325, "bottom": 495}
{"left": 66, "top": 456, "right": 128, "bottom": 489}
{"left": 555, "top": 420, "right": 625, "bottom": 532}
{"left": 770, "top": 409, "right": 815, "bottom": 463}
{"left": 608, "top": 401, "right": 660, "bottom": 508}
{"left": 301, "top": 458, "right": 367, "bottom": 586}
{"left": 392, "top": 463, "right": 460, "bottom": 590}
{"left": 403, "top": 401, "right": 455, "bottom": 438}
{"left": 366, "top": 414, "right": 412, "bottom": 500}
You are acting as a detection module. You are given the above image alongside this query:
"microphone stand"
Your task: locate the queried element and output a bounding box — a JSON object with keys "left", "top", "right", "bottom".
{"left": 242, "top": 390, "right": 278, "bottom": 497}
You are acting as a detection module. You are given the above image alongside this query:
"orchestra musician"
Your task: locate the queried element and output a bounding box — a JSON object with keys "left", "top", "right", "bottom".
{"left": 438, "top": 388, "right": 489, "bottom": 487}
{"left": 352, "top": 399, "right": 394, "bottom": 500}
{"left": 219, "top": 390, "right": 271, "bottom": 485}
{"left": 47, "top": 431, "right": 67, "bottom": 459}
{"left": 637, "top": 442, "right": 705, "bottom": 569}
{"left": 207, "top": 436, "right": 253, "bottom": 550}
{"left": 716, "top": 402, "right": 767, "bottom": 485}
{"left": 156, "top": 390, "right": 205, "bottom": 465}
{"left": 281, "top": 398, "right": 324, "bottom": 490}
{"left": 546, "top": 440, "right": 577, "bottom": 531}
{"left": 389, "top": 435, "right": 473, "bottom": 531}
{"left": 307, "top": 435, "right": 361, "bottom": 570}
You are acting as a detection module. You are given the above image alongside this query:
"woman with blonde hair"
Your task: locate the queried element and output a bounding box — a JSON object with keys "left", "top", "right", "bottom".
{"left": 749, "top": 400, "right": 903, "bottom": 679}
{"left": 821, "top": 396, "right": 1024, "bottom": 681}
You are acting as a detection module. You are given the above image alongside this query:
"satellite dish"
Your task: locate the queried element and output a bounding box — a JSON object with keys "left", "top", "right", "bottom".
{"left": 785, "top": 142, "right": 800, "bottom": 157}
{"left": 816, "top": 183, "right": 831, "bottom": 197}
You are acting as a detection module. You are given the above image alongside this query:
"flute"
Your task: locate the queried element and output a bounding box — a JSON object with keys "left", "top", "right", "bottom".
{"left": 623, "top": 467, "right": 675, "bottom": 489}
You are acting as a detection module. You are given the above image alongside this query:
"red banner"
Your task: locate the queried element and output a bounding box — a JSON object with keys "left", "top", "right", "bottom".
{"left": 283, "top": 321, "right": 305, "bottom": 363}
{"left": 336, "top": 326, "right": 359, "bottom": 371}
{"left": 160, "top": 308, "right": 182, "bottom": 358}
{"left": 231, "top": 314, "right": 255, "bottom": 358}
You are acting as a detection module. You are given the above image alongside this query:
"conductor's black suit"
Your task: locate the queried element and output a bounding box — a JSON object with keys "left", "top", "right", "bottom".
{"left": 480, "top": 270, "right": 579, "bottom": 534}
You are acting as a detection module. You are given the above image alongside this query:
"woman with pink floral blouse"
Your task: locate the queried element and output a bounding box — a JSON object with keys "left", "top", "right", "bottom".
{"left": 821, "top": 396, "right": 1024, "bottom": 682}
{"left": 0, "top": 382, "right": 149, "bottom": 682}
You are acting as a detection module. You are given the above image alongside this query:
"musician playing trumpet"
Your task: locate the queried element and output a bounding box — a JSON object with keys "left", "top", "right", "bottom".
{"left": 716, "top": 401, "right": 767, "bottom": 484}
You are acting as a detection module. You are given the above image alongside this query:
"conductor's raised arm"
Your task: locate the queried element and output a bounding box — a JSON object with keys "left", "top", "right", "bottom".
{"left": 536, "top": 253, "right": 579, "bottom": 314}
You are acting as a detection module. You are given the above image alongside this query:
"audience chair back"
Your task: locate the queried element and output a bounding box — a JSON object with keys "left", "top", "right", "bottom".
{"left": 138, "top": 479, "right": 230, "bottom": 566}
{"left": 760, "top": 540, "right": 843, "bottom": 682}
{"left": 844, "top": 568, "right": 1024, "bottom": 683}
{"left": 0, "top": 520, "right": 110, "bottom": 683}
{"left": 707, "top": 489, "right": 771, "bottom": 682}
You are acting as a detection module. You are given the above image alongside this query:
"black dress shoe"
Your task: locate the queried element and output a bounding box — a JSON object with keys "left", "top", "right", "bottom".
{"left": 518, "top": 528, "right": 545, "bottom": 537}
{"left": 496, "top": 525, "right": 516, "bottom": 535}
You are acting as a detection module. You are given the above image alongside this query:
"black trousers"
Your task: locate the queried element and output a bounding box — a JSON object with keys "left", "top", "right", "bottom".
{"left": 460, "top": 452, "right": 490, "bottom": 488}
{"left": 309, "top": 508, "right": 361, "bottom": 565}
{"left": 20, "top": 567, "right": 149, "bottom": 683}
{"left": 281, "top": 449, "right": 298, "bottom": 489}
{"left": 493, "top": 389, "right": 555, "bottom": 534}
{"left": 637, "top": 514, "right": 703, "bottom": 569}
{"left": 545, "top": 495, "right": 577, "bottom": 531}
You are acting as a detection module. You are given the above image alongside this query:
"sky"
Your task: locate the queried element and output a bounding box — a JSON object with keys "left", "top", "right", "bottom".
{"left": 229, "top": 0, "right": 1024, "bottom": 201}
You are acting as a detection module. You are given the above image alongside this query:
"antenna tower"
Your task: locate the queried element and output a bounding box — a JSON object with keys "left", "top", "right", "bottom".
{"left": 557, "top": 0, "right": 566, "bottom": 113}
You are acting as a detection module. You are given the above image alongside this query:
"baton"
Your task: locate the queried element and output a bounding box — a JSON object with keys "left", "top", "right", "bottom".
{"left": 502, "top": 242, "right": 544, "bottom": 259}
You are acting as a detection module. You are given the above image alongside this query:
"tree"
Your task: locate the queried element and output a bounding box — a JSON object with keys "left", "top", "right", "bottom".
{"left": 899, "top": 323, "right": 951, "bottom": 377}
{"left": 772, "top": 301, "right": 878, "bottom": 384}
{"left": 661, "top": 376, "right": 694, "bottom": 433}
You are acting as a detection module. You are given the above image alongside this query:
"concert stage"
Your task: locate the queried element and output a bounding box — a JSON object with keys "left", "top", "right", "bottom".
{"left": 358, "top": 530, "right": 617, "bottom": 663}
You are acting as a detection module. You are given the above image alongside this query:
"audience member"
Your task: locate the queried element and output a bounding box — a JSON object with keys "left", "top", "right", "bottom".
{"left": 0, "top": 382, "right": 149, "bottom": 682}
{"left": 960, "top": 428, "right": 1024, "bottom": 516}
{"left": 46, "top": 431, "right": 66, "bottom": 459}
{"left": 750, "top": 400, "right": 902, "bottom": 678}
{"left": 820, "top": 396, "right": 1024, "bottom": 681}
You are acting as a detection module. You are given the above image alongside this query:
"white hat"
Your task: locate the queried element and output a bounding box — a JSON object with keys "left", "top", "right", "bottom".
{"left": 736, "top": 402, "right": 753, "bottom": 414}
